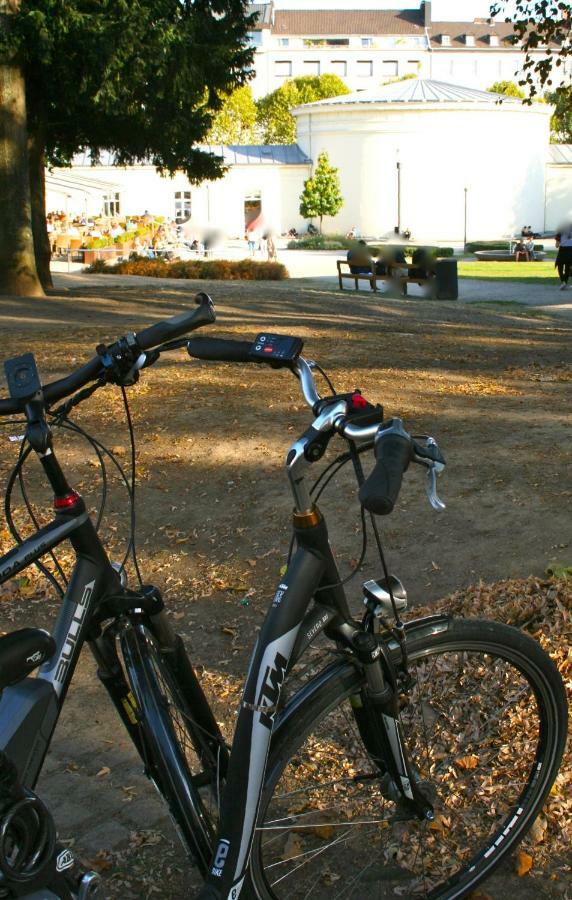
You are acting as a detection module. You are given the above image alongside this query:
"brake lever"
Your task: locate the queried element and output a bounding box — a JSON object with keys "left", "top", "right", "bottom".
{"left": 412, "top": 437, "right": 446, "bottom": 511}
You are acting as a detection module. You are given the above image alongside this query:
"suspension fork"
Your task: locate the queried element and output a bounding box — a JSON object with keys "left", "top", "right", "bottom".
{"left": 348, "top": 629, "right": 434, "bottom": 821}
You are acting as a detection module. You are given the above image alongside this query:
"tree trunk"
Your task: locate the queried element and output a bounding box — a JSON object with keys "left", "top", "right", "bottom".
{"left": 28, "top": 129, "right": 53, "bottom": 290}
{"left": 0, "top": 2, "right": 43, "bottom": 296}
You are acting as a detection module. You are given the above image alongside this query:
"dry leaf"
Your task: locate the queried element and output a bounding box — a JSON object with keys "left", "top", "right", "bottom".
{"left": 95, "top": 766, "right": 111, "bottom": 778}
{"left": 515, "top": 851, "right": 533, "bottom": 876}
{"left": 456, "top": 755, "right": 479, "bottom": 770}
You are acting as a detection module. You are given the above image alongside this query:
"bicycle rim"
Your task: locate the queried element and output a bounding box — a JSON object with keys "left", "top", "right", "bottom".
{"left": 251, "top": 618, "right": 567, "bottom": 899}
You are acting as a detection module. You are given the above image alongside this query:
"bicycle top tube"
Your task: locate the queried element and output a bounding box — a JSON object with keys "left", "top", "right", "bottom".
{"left": 0, "top": 292, "right": 216, "bottom": 416}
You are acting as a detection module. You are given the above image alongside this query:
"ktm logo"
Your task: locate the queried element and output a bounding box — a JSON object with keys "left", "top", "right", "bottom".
{"left": 257, "top": 651, "right": 287, "bottom": 729}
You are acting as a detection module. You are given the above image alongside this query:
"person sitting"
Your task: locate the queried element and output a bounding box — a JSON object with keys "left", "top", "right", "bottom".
{"left": 374, "top": 249, "right": 388, "bottom": 276}
{"left": 514, "top": 239, "right": 530, "bottom": 262}
{"left": 524, "top": 237, "right": 535, "bottom": 260}
{"left": 347, "top": 240, "right": 373, "bottom": 275}
{"left": 410, "top": 246, "right": 434, "bottom": 279}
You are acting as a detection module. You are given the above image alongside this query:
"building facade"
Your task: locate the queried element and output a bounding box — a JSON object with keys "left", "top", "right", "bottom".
{"left": 248, "top": 0, "right": 570, "bottom": 98}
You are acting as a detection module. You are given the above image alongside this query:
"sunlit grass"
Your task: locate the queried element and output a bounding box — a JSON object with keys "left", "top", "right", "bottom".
{"left": 458, "top": 260, "right": 557, "bottom": 283}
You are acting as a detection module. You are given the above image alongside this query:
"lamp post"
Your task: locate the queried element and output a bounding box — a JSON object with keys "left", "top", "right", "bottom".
{"left": 463, "top": 186, "right": 468, "bottom": 251}
{"left": 396, "top": 161, "right": 402, "bottom": 235}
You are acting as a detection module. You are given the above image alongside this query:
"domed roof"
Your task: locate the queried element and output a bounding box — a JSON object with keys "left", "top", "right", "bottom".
{"left": 294, "top": 78, "right": 523, "bottom": 110}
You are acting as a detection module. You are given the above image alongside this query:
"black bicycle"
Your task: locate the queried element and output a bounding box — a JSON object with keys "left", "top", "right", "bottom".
{"left": 0, "top": 301, "right": 567, "bottom": 900}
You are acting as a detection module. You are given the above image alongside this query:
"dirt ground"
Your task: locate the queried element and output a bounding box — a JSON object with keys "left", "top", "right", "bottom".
{"left": 0, "top": 277, "right": 570, "bottom": 898}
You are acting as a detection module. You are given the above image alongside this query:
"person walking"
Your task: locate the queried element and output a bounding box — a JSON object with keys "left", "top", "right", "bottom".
{"left": 555, "top": 227, "right": 572, "bottom": 290}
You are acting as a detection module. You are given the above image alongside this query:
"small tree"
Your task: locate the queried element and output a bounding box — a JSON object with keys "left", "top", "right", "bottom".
{"left": 299, "top": 151, "right": 343, "bottom": 233}
{"left": 256, "top": 74, "right": 350, "bottom": 144}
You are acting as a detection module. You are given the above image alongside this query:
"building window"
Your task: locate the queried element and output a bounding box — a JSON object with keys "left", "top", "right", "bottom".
{"left": 103, "top": 192, "right": 120, "bottom": 217}
{"left": 303, "top": 60, "right": 320, "bottom": 76}
{"left": 248, "top": 31, "right": 262, "bottom": 48}
{"left": 489, "top": 35, "right": 499, "bottom": 46}
{"left": 174, "top": 191, "right": 191, "bottom": 222}
{"left": 465, "top": 34, "right": 475, "bottom": 46}
{"left": 357, "top": 60, "right": 373, "bottom": 77}
{"left": 381, "top": 60, "right": 399, "bottom": 77}
{"left": 274, "top": 60, "right": 292, "bottom": 78}
{"left": 277, "top": 38, "right": 289, "bottom": 47}
{"left": 441, "top": 34, "right": 451, "bottom": 46}
{"left": 331, "top": 59, "right": 347, "bottom": 77}
{"left": 361, "top": 37, "right": 373, "bottom": 47}
{"left": 407, "top": 59, "right": 420, "bottom": 71}
{"left": 303, "top": 37, "right": 349, "bottom": 47}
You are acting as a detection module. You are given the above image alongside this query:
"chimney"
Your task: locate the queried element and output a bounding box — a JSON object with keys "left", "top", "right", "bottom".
{"left": 423, "top": 1, "right": 431, "bottom": 27}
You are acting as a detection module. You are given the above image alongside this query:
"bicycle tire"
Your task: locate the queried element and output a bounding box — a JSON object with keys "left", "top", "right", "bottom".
{"left": 251, "top": 617, "right": 567, "bottom": 899}
{"left": 120, "top": 620, "right": 224, "bottom": 872}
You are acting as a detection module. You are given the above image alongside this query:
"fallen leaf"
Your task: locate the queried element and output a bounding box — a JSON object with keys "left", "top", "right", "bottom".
{"left": 95, "top": 766, "right": 111, "bottom": 778}
{"left": 515, "top": 851, "right": 533, "bottom": 877}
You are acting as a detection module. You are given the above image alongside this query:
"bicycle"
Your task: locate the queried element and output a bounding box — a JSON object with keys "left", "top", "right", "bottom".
{"left": 0, "top": 303, "right": 567, "bottom": 900}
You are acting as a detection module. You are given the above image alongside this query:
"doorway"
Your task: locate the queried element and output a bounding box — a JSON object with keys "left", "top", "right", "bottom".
{"left": 244, "top": 192, "right": 262, "bottom": 232}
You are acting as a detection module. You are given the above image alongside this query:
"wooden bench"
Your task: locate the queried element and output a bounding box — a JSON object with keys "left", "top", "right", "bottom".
{"left": 337, "top": 259, "right": 396, "bottom": 292}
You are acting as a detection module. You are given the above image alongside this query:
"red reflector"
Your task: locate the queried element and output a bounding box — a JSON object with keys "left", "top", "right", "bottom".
{"left": 54, "top": 491, "right": 81, "bottom": 509}
{"left": 351, "top": 393, "right": 368, "bottom": 409}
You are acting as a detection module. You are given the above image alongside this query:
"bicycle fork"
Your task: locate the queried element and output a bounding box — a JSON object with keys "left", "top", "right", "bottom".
{"left": 349, "top": 631, "right": 434, "bottom": 822}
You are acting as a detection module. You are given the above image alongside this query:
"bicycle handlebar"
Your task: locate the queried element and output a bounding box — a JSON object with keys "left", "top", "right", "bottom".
{"left": 0, "top": 292, "right": 216, "bottom": 416}
{"left": 359, "top": 419, "right": 412, "bottom": 515}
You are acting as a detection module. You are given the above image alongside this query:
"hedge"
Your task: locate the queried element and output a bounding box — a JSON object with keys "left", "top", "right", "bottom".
{"left": 85, "top": 257, "right": 288, "bottom": 280}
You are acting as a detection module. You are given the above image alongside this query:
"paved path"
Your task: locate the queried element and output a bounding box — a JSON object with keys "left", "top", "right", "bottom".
{"left": 52, "top": 251, "right": 572, "bottom": 320}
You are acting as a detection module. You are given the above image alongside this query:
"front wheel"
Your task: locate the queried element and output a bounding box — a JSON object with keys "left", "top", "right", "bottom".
{"left": 120, "top": 621, "right": 225, "bottom": 873}
{"left": 251, "top": 618, "right": 567, "bottom": 899}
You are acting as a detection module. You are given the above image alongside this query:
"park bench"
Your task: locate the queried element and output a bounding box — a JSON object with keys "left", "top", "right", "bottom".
{"left": 337, "top": 258, "right": 435, "bottom": 295}
{"left": 337, "top": 259, "right": 395, "bottom": 292}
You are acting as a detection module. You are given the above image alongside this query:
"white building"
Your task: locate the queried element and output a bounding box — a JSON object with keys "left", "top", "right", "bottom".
{"left": 293, "top": 79, "right": 553, "bottom": 240}
{"left": 46, "top": 79, "right": 567, "bottom": 244}
{"left": 247, "top": 0, "right": 571, "bottom": 98}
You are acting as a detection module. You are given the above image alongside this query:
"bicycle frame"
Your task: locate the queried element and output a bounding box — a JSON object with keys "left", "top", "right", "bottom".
{"left": 0, "top": 505, "right": 120, "bottom": 786}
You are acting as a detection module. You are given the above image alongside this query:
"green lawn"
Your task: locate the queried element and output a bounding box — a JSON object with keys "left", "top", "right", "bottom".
{"left": 458, "top": 260, "right": 557, "bottom": 283}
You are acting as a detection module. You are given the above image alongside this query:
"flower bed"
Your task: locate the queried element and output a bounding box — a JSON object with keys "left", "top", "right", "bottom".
{"left": 85, "top": 257, "right": 288, "bottom": 280}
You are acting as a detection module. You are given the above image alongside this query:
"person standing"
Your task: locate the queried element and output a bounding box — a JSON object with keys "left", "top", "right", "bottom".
{"left": 555, "top": 227, "right": 572, "bottom": 290}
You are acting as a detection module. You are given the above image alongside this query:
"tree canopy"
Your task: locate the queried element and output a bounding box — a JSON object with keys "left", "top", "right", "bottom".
{"left": 299, "top": 151, "right": 344, "bottom": 233}
{"left": 547, "top": 84, "right": 572, "bottom": 142}
{"left": 490, "top": 1, "right": 571, "bottom": 97}
{"left": 206, "top": 86, "right": 258, "bottom": 145}
{"left": 0, "top": 0, "right": 255, "bottom": 294}
{"left": 3, "top": 0, "right": 255, "bottom": 177}
{"left": 256, "top": 74, "right": 350, "bottom": 144}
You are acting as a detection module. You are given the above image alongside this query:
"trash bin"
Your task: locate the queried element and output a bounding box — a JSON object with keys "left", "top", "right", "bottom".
{"left": 434, "top": 258, "right": 458, "bottom": 300}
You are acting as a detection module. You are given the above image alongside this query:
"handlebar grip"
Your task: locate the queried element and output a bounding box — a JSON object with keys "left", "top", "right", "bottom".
{"left": 135, "top": 292, "right": 215, "bottom": 350}
{"left": 186, "top": 336, "right": 253, "bottom": 363}
{"left": 359, "top": 422, "right": 411, "bottom": 515}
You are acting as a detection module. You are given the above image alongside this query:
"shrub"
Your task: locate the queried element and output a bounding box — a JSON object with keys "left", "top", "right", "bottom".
{"left": 287, "top": 233, "right": 352, "bottom": 250}
{"left": 84, "top": 236, "right": 113, "bottom": 249}
{"left": 84, "top": 259, "right": 109, "bottom": 273}
{"left": 114, "top": 231, "right": 134, "bottom": 245}
{"left": 465, "top": 241, "right": 510, "bottom": 253}
{"left": 434, "top": 247, "right": 455, "bottom": 258}
{"left": 95, "top": 257, "right": 288, "bottom": 281}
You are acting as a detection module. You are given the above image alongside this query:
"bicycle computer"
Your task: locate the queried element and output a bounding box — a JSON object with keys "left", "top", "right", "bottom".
{"left": 250, "top": 333, "right": 303, "bottom": 364}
